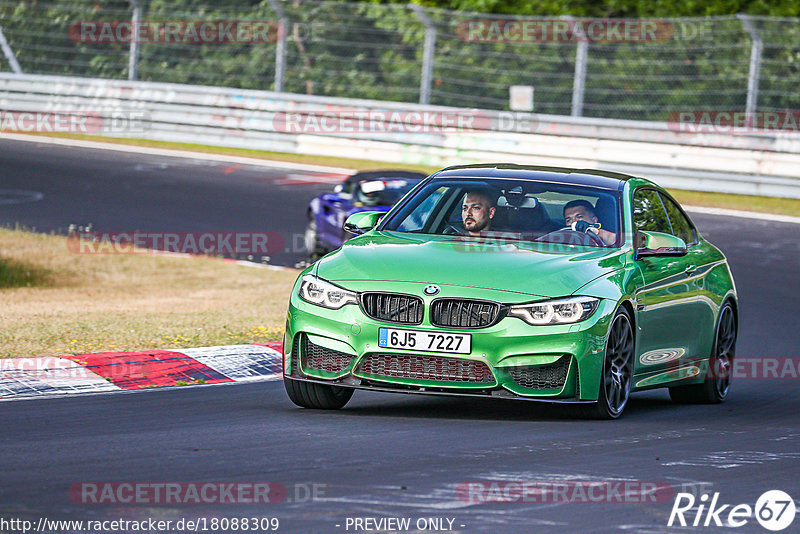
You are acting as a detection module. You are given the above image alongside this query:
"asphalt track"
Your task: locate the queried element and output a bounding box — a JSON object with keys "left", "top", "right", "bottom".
{"left": 0, "top": 138, "right": 339, "bottom": 267}
{"left": 2, "top": 138, "right": 800, "bottom": 533}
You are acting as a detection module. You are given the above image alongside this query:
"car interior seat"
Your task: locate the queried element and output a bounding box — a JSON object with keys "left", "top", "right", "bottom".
{"left": 592, "top": 196, "right": 618, "bottom": 234}
{"left": 496, "top": 195, "right": 560, "bottom": 233}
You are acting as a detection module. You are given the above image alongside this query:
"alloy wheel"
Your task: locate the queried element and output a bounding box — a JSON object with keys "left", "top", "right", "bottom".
{"left": 604, "top": 312, "right": 634, "bottom": 416}
{"left": 713, "top": 305, "right": 736, "bottom": 399}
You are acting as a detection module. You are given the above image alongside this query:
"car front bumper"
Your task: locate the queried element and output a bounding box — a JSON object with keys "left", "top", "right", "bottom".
{"left": 284, "top": 279, "right": 616, "bottom": 402}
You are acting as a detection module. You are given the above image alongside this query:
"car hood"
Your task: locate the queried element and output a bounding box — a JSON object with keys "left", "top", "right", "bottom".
{"left": 316, "top": 231, "right": 627, "bottom": 299}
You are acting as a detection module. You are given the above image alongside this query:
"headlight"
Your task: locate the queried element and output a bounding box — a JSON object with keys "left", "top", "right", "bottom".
{"left": 508, "top": 297, "right": 599, "bottom": 325}
{"left": 298, "top": 274, "right": 358, "bottom": 309}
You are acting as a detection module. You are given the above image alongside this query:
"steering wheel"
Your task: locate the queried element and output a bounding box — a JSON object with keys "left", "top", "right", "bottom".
{"left": 540, "top": 226, "right": 606, "bottom": 247}
{"left": 444, "top": 224, "right": 467, "bottom": 236}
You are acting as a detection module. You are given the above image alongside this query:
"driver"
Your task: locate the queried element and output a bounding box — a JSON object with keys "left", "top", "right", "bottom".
{"left": 358, "top": 181, "right": 382, "bottom": 206}
{"left": 563, "top": 199, "right": 616, "bottom": 246}
{"left": 461, "top": 189, "right": 496, "bottom": 236}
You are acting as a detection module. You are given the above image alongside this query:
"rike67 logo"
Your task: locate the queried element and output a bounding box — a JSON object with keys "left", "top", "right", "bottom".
{"left": 669, "top": 490, "right": 796, "bottom": 531}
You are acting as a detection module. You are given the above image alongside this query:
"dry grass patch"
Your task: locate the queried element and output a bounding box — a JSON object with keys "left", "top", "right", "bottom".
{"left": 0, "top": 228, "right": 298, "bottom": 358}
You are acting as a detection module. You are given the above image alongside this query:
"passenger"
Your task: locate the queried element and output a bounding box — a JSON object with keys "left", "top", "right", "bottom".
{"left": 563, "top": 199, "right": 616, "bottom": 246}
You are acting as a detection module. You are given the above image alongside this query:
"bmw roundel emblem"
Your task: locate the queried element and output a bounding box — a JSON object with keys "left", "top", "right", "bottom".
{"left": 423, "top": 284, "right": 440, "bottom": 296}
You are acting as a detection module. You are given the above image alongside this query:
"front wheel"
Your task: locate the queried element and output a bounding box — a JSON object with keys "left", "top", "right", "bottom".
{"left": 304, "top": 212, "right": 326, "bottom": 260}
{"left": 581, "top": 307, "right": 635, "bottom": 419}
{"left": 669, "top": 302, "right": 736, "bottom": 404}
{"left": 284, "top": 378, "right": 353, "bottom": 409}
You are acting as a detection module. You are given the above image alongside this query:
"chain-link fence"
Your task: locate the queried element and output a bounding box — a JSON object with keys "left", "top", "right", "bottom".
{"left": 0, "top": 0, "right": 798, "bottom": 122}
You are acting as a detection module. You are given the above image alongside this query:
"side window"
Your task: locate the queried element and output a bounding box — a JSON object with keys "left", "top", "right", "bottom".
{"left": 632, "top": 189, "right": 671, "bottom": 234}
{"left": 396, "top": 187, "right": 446, "bottom": 232}
{"left": 659, "top": 193, "right": 696, "bottom": 245}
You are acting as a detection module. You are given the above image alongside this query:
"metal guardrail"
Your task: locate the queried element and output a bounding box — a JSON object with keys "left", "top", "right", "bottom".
{"left": 2, "top": 73, "right": 800, "bottom": 198}
{"left": 1, "top": 2, "right": 799, "bottom": 123}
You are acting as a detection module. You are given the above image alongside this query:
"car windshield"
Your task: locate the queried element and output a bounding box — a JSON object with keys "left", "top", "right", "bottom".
{"left": 355, "top": 179, "right": 420, "bottom": 206}
{"left": 381, "top": 177, "right": 622, "bottom": 248}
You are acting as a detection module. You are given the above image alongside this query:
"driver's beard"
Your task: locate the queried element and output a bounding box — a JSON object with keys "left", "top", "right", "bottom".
{"left": 465, "top": 218, "right": 489, "bottom": 233}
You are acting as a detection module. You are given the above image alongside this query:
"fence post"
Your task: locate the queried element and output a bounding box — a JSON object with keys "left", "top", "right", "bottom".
{"left": 567, "top": 17, "right": 588, "bottom": 117}
{"left": 0, "top": 25, "right": 22, "bottom": 74}
{"left": 737, "top": 14, "right": 762, "bottom": 127}
{"left": 409, "top": 4, "right": 436, "bottom": 105}
{"left": 572, "top": 40, "right": 588, "bottom": 117}
{"left": 268, "top": 0, "right": 288, "bottom": 92}
{"left": 0, "top": 24, "right": 22, "bottom": 74}
{"left": 128, "top": 0, "right": 141, "bottom": 81}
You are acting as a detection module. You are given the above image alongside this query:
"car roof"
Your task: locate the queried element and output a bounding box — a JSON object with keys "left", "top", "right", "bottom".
{"left": 346, "top": 170, "right": 427, "bottom": 183}
{"left": 432, "top": 163, "right": 639, "bottom": 191}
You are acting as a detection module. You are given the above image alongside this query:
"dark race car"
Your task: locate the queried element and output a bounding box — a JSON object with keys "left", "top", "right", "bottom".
{"left": 304, "top": 170, "right": 426, "bottom": 259}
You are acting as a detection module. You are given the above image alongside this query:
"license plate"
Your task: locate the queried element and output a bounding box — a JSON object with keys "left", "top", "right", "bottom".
{"left": 378, "top": 328, "right": 471, "bottom": 354}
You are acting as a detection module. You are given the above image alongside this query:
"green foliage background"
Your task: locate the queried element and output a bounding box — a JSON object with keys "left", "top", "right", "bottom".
{"left": 0, "top": 0, "right": 797, "bottom": 120}
{"left": 410, "top": 0, "right": 800, "bottom": 17}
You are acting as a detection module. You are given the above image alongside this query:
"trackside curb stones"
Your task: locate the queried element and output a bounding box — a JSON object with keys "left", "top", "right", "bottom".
{"left": 0, "top": 343, "right": 283, "bottom": 400}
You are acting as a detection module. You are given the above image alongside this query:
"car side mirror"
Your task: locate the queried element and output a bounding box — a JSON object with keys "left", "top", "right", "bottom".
{"left": 636, "top": 231, "right": 688, "bottom": 258}
{"left": 343, "top": 211, "right": 384, "bottom": 235}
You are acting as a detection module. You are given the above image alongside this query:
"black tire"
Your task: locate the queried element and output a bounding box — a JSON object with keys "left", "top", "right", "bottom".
{"left": 669, "top": 302, "right": 736, "bottom": 404}
{"left": 304, "top": 212, "right": 326, "bottom": 260}
{"left": 581, "top": 307, "right": 635, "bottom": 420}
{"left": 284, "top": 378, "right": 353, "bottom": 410}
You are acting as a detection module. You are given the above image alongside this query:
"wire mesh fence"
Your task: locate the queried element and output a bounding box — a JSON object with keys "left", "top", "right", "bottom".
{"left": 0, "top": 0, "right": 798, "bottom": 122}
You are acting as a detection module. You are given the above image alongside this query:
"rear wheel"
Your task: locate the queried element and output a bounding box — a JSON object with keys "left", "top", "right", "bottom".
{"left": 581, "top": 307, "right": 635, "bottom": 419}
{"left": 284, "top": 378, "right": 353, "bottom": 409}
{"left": 669, "top": 302, "right": 736, "bottom": 404}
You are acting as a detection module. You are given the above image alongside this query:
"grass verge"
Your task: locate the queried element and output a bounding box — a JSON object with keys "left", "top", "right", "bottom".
{"left": 0, "top": 227, "right": 297, "bottom": 358}
{"left": 668, "top": 189, "right": 800, "bottom": 217}
{"left": 20, "top": 132, "right": 800, "bottom": 216}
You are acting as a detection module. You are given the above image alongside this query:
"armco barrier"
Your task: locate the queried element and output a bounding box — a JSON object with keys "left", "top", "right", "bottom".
{"left": 2, "top": 73, "right": 800, "bottom": 198}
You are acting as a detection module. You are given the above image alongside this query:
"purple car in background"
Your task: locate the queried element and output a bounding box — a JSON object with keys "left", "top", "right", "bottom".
{"left": 304, "top": 170, "right": 426, "bottom": 259}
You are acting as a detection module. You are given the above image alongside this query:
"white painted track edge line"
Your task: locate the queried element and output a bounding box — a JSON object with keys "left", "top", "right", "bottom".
{"left": 684, "top": 205, "right": 800, "bottom": 224}
{"left": 0, "top": 133, "right": 357, "bottom": 174}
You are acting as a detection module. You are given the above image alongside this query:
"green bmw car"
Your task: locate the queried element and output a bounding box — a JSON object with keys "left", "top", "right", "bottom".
{"left": 283, "top": 164, "right": 737, "bottom": 419}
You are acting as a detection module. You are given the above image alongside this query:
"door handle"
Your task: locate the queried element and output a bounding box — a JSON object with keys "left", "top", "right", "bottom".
{"left": 684, "top": 264, "right": 697, "bottom": 276}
